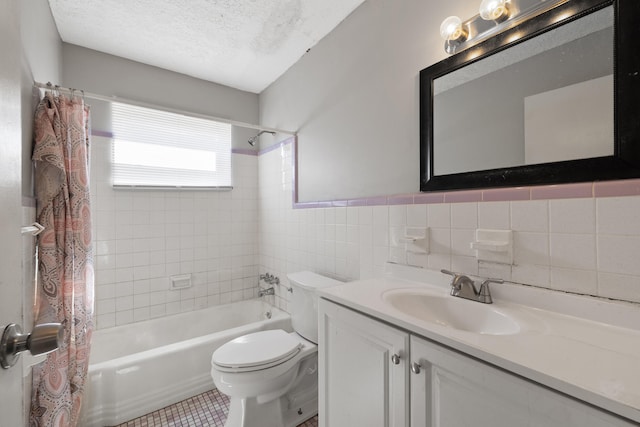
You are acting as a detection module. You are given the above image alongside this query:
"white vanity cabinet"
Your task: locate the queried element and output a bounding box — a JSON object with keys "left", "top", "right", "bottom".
{"left": 410, "top": 335, "right": 634, "bottom": 427}
{"left": 319, "top": 298, "right": 636, "bottom": 427}
{"left": 318, "top": 298, "right": 409, "bottom": 427}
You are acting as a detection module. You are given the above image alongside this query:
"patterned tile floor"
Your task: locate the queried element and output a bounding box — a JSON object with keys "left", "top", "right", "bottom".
{"left": 116, "top": 388, "right": 319, "bottom": 427}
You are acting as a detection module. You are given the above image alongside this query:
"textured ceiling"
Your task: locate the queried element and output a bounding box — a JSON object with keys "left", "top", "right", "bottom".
{"left": 48, "top": 0, "right": 366, "bottom": 93}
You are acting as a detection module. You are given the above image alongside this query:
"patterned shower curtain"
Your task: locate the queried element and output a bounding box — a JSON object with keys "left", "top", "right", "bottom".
{"left": 30, "top": 91, "right": 94, "bottom": 427}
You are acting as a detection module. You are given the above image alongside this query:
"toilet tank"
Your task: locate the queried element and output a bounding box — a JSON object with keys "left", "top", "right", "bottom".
{"left": 287, "top": 271, "right": 342, "bottom": 344}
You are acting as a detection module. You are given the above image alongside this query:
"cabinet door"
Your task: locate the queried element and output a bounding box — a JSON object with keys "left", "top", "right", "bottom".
{"left": 410, "top": 335, "right": 635, "bottom": 427}
{"left": 319, "top": 299, "right": 409, "bottom": 427}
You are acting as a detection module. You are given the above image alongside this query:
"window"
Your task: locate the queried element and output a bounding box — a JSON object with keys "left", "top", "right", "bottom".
{"left": 111, "top": 102, "right": 232, "bottom": 188}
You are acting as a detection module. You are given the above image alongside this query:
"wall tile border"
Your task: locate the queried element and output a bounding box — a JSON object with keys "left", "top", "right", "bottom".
{"left": 231, "top": 148, "right": 258, "bottom": 156}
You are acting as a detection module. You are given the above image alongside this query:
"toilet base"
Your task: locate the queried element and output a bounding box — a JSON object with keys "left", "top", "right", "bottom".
{"left": 224, "top": 395, "right": 317, "bottom": 427}
{"left": 221, "top": 355, "right": 319, "bottom": 427}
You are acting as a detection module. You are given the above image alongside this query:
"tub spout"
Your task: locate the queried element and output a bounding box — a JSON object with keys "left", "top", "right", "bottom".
{"left": 258, "top": 287, "right": 275, "bottom": 297}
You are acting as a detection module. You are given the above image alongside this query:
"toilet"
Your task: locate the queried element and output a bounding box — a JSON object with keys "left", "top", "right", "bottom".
{"left": 210, "top": 271, "right": 341, "bottom": 427}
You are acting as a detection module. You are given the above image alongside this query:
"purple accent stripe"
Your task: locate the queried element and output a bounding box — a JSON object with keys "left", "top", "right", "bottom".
{"left": 258, "top": 136, "right": 295, "bottom": 156}
{"left": 347, "top": 198, "right": 369, "bottom": 207}
{"left": 315, "top": 201, "right": 334, "bottom": 208}
{"left": 291, "top": 136, "right": 298, "bottom": 206}
{"left": 366, "top": 196, "right": 388, "bottom": 206}
{"left": 22, "top": 196, "right": 36, "bottom": 208}
{"left": 92, "top": 129, "right": 114, "bottom": 138}
{"left": 593, "top": 179, "right": 640, "bottom": 197}
{"left": 414, "top": 193, "right": 445, "bottom": 204}
{"left": 387, "top": 194, "right": 415, "bottom": 205}
{"left": 293, "top": 202, "right": 320, "bottom": 209}
{"left": 531, "top": 182, "right": 593, "bottom": 200}
{"left": 444, "top": 190, "right": 483, "bottom": 203}
{"left": 287, "top": 181, "right": 640, "bottom": 209}
{"left": 286, "top": 183, "right": 640, "bottom": 210}
{"left": 232, "top": 148, "right": 258, "bottom": 156}
{"left": 483, "top": 187, "right": 531, "bottom": 202}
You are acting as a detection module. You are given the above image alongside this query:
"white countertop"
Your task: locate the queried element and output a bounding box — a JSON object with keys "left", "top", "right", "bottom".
{"left": 318, "top": 264, "right": 640, "bottom": 423}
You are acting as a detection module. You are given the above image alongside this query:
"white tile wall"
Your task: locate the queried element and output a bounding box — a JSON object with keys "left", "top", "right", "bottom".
{"left": 90, "top": 136, "right": 259, "bottom": 329}
{"left": 258, "top": 141, "right": 640, "bottom": 311}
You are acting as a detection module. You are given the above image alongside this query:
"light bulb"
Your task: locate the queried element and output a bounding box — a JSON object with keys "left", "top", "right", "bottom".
{"left": 439, "top": 16, "right": 467, "bottom": 42}
{"left": 479, "top": 0, "right": 510, "bottom": 21}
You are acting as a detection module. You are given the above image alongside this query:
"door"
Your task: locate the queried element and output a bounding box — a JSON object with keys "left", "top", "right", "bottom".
{"left": 0, "top": 0, "right": 26, "bottom": 424}
{"left": 319, "top": 299, "right": 409, "bottom": 427}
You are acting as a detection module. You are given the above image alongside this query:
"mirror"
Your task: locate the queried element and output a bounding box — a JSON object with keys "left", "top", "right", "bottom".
{"left": 420, "top": 0, "right": 640, "bottom": 192}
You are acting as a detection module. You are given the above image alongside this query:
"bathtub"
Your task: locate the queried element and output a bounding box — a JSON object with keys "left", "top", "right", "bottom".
{"left": 80, "top": 300, "right": 291, "bottom": 427}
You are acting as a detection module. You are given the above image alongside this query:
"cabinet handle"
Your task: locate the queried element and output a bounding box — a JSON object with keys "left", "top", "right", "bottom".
{"left": 411, "top": 362, "right": 422, "bottom": 374}
{"left": 391, "top": 353, "right": 401, "bottom": 365}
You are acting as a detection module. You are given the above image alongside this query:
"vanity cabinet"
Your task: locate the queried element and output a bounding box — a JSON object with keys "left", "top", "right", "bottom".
{"left": 410, "top": 335, "right": 633, "bottom": 427}
{"left": 319, "top": 298, "right": 635, "bottom": 427}
{"left": 318, "top": 298, "right": 409, "bottom": 427}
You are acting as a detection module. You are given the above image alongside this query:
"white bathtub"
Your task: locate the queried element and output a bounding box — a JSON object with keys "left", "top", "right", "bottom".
{"left": 80, "top": 300, "right": 291, "bottom": 426}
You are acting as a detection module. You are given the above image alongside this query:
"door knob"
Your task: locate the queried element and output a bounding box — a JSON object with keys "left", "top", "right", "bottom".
{"left": 0, "top": 323, "right": 63, "bottom": 369}
{"left": 411, "top": 362, "right": 422, "bottom": 374}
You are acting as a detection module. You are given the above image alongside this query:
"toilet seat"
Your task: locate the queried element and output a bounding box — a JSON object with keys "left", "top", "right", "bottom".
{"left": 212, "top": 329, "right": 302, "bottom": 373}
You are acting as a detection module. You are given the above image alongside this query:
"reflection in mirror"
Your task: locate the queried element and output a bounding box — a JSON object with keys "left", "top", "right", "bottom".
{"left": 433, "top": 6, "right": 613, "bottom": 175}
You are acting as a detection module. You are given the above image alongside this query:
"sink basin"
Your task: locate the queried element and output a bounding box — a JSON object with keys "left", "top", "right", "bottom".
{"left": 382, "top": 289, "right": 521, "bottom": 335}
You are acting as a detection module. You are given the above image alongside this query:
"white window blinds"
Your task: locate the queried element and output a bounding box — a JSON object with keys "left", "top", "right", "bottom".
{"left": 111, "top": 102, "right": 232, "bottom": 188}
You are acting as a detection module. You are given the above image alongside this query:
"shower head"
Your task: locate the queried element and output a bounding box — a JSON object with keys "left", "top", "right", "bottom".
{"left": 248, "top": 130, "right": 276, "bottom": 146}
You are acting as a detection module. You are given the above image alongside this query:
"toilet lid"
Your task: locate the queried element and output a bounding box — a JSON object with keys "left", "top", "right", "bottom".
{"left": 212, "top": 329, "right": 302, "bottom": 370}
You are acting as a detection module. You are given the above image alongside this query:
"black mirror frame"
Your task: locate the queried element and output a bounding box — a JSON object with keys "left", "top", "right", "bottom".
{"left": 420, "top": 0, "right": 640, "bottom": 192}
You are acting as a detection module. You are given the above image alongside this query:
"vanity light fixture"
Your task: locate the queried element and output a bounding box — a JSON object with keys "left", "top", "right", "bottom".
{"left": 479, "top": 0, "right": 510, "bottom": 22}
{"left": 440, "top": 16, "right": 468, "bottom": 43}
{"left": 439, "top": 0, "right": 568, "bottom": 54}
{"left": 439, "top": 16, "right": 469, "bottom": 53}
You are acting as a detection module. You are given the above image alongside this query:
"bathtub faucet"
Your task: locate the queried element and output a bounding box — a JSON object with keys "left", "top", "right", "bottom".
{"left": 260, "top": 273, "right": 280, "bottom": 285}
{"left": 258, "top": 287, "right": 275, "bottom": 297}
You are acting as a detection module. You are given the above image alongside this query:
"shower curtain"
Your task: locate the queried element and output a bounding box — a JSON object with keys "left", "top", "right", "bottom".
{"left": 30, "top": 91, "right": 94, "bottom": 427}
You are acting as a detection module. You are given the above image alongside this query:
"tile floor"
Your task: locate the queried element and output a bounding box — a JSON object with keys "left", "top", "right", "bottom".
{"left": 116, "top": 388, "right": 319, "bottom": 427}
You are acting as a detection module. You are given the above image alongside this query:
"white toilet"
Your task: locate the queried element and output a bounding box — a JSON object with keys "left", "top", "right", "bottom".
{"left": 210, "top": 271, "right": 341, "bottom": 427}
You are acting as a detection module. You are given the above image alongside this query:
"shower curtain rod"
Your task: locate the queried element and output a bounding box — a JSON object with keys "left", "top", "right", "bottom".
{"left": 33, "top": 81, "right": 297, "bottom": 136}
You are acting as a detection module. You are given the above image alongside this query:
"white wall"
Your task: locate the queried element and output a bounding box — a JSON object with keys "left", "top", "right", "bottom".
{"left": 259, "top": 0, "right": 477, "bottom": 202}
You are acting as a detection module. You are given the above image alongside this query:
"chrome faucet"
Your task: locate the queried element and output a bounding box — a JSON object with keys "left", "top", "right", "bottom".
{"left": 441, "top": 269, "right": 503, "bottom": 304}
{"left": 258, "top": 286, "right": 275, "bottom": 297}
{"left": 260, "top": 273, "right": 280, "bottom": 285}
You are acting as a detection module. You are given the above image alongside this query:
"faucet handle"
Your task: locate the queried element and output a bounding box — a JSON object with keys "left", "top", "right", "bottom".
{"left": 478, "top": 278, "right": 503, "bottom": 303}
{"left": 441, "top": 269, "right": 475, "bottom": 295}
{"left": 441, "top": 269, "right": 457, "bottom": 277}
{"left": 480, "top": 277, "right": 504, "bottom": 287}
